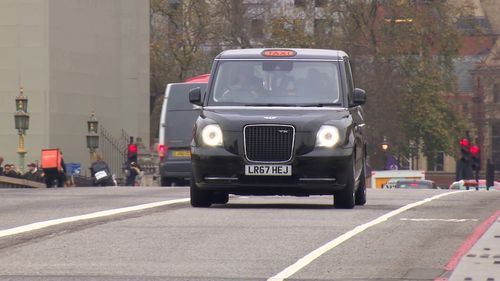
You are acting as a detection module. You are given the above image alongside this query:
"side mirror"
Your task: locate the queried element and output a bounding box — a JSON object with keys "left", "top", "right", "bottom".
{"left": 353, "top": 88, "right": 366, "bottom": 106}
{"left": 189, "top": 87, "right": 203, "bottom": 106}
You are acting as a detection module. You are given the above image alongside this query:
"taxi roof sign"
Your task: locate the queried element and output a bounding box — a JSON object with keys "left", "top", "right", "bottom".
{"left": 261, "top": 49, "right": 297, "bottom": 57}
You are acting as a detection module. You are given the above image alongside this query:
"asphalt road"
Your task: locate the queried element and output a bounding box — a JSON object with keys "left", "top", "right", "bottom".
{"left": 0, "top": 187, "right": 499, "bottom": 281}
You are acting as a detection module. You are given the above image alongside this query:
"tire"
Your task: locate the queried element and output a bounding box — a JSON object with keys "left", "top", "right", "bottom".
{"left": 190, "top": 174, "right": 212, "bottom": 207}
{"left": 334, "top": 154, "right": 356, "bottom": 209}
{"left": 212, "top": 192, "right": 229, "bottom": 204}
{"left": 355, "top": 160, "right": 367, "bottom": 206}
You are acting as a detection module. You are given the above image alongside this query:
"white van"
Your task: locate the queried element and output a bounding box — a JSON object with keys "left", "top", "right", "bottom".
{"left": 158, "top": 82, "right": 207, "bottom": 186}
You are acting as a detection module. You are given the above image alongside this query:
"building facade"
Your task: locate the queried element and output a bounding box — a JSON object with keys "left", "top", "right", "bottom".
{"left": 0, "top": 0, "right": 150, "bottom": 175}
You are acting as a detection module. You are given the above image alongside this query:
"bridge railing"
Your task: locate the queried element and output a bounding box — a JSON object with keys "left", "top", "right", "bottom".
{"left": 0, "top": 176, "right": 45, "bottom": 188}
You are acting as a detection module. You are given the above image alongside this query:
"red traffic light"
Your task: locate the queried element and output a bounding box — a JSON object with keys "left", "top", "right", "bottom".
{"left": 459, "top": 138, "right": 470, "bottom": 148}
{"left": 469, "top": 145, "right": 480, "bottom": 156}
{"left": 128, "top": 144, "right": 137, "bottom": 154}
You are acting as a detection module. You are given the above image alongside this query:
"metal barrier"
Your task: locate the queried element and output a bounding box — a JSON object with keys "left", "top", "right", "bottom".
{"left": 0, "top": 176, "right": 45, "bottom": 188}
{"left": 120, "top": 129, "right": 131, "bottom": 147}
{"left": 99, "top": 126, "right": 128, "bottom": 181}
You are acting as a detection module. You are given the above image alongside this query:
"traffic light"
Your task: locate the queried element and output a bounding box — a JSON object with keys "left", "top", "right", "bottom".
{"left": 456, "top": 136, "right": 474, "bottom": 181}
{"left": 459, "top": 137, "right": 470, "bottom": 162}
{"left": 127, "top": 143, "right": 138, "bottom": 163}
{"left": 470, "top": 144, "right": 480, "bottom": 171}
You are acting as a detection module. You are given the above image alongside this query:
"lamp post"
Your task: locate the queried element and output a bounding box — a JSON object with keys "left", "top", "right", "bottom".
{"left": 381, "top": 136, "right": 389, "bottom": 152}
{"left": 409, "top": 141, "right": 417, "bottom": 170}
{"left": 86, "top": 112, "right": 99, "bottom": 162}
{"left": 14, "top": 87, "right": 29, "bottom": 173}
{"left": 381, "top": 136, "right": 389, "bottom": 170}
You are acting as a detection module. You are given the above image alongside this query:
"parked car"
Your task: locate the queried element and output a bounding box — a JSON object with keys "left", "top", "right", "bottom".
{"left": 395, "top": 179, "right": 438, "bottom": 189}
{"left": 384, "top": 178, "right": 406, "bottom": 189}
{"left": 449, "top": 179, "right": 500, "bottom": 190}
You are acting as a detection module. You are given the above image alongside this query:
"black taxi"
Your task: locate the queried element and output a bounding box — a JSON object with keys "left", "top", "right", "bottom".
{"left": 188, "top": 48, "right": 367, "bottom": 208}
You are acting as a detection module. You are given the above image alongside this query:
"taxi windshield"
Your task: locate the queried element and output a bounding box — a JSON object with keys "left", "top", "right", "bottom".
{"left": 209, "top": 60, "right": 342, "bottom": 106}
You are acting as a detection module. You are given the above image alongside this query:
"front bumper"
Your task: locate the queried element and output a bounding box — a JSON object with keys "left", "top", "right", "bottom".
{"left": 191, "top": 146, "right": 352, "bottom": 196}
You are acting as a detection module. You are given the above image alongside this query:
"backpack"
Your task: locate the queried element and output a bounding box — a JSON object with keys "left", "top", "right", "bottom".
{"left": 91, "top": 161, "right": 111, "bottom": 183}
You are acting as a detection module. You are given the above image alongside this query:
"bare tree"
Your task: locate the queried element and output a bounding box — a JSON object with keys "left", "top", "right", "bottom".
{"left": 150, "top": 0, "right": 213, "bottom": 141}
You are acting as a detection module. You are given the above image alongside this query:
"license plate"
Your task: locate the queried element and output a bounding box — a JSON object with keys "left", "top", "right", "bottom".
{"left": 245, "top": 165, "right": 291, "bottom": 176}
{"left": 172, "top": 150, "right": 191, "bottom": 157}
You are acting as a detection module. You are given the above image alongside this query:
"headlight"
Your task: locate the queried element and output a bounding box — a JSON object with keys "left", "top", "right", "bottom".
{"left": 316, "top": 125, "right": 340, "bottom": 147}
{"left": 201, "top": 124, "right": 223, "bottom": 146}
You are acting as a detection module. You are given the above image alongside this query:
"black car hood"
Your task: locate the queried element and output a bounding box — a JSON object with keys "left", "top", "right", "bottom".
{"left": 201, "top": 106, "right": 350, "bottom": 132}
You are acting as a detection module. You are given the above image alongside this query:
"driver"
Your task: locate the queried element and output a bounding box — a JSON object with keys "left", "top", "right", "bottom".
{"left": 222, "top": 66, "right": 263, "bottom": 100}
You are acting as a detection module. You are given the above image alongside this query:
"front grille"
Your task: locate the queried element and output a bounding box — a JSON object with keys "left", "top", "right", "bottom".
{"left": 244, "top": 125, "right": 295, "bottom": 162}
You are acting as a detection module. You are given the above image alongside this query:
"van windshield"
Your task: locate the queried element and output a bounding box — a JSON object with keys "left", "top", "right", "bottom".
{"left": 209, "top": 60, "right": 342, "bottom": 106}
{"left": 167, "top": 83, "right": 206, "bottom": 111}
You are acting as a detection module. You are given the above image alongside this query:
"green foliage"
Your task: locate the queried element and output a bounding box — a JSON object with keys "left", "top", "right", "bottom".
{"left": 400, "top": 61, "right": 467, "bottom": 158}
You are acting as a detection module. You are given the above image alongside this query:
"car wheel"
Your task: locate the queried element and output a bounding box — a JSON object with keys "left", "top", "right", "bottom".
{"left": 190, "top": 174, "right": 212, "bottom": 207}
{"left": 334, "top": 154, "right": 356, "bottom": 209}
{"left": 355, "top": 159, "right": 367, "bottom": 206}
{"left": 212, "top": 192, "right": 229, "bottom": 204}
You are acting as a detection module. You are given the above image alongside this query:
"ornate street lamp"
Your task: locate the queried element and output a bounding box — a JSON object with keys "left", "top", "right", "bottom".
{"left": 15, "top": 87, "right": 28, "bottom": 112}
{"left": 14, "top": 87, "right": 29, "bottom": 173}
{"left": 381, "top": 136, "right": 389, "bottom": 151}
{"left": 86, "top": 112, "right": 99, "bottom": 161}
{"left": 380, "top": 136, "right": 390, "bottom": 170}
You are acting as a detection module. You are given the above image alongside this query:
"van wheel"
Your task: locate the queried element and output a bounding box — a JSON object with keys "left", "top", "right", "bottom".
{"left": 161, "top": 177, "right": 179, "bottom": 187}
{"left": 334, "top": 154, "right": 356, "bottom": 209}
{"left": 190, "top": 174, "right": 212, "bottom": 207}
{"left": 212, "top": 193, "right": 229, "bottom": 204}
{"left": 355, "top": 160, "right": 367, "bottom": 206}
{"left": 160, "top": 177, "right": 171, "bottom": 186}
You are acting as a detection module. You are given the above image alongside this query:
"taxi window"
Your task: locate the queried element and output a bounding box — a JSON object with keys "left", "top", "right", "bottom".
{"left": 210, "top": 60, "right": 341, "bottom": 106}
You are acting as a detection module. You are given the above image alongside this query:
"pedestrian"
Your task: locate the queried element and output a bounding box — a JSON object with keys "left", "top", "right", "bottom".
{"left": 89, "top": 154, "right": 113, "bottom": 186}
{"left": 0, "top": 156, "right": 4, "bottom": 176}
{"left": 4, "top": 164, "right": 21, "bottom": 178}
{"left": 125, "top": 161, "right": 141, "bottom": 186}
{"left": 58, "top": 152, "right": 67, "bottom": 187}
{"left": 23, "top": 163, "right": 44, "bottom": 182}
{"left": 44, "top": 151, "right": 66, "bottom": 188}
{"left": 44, "top": 168, "right": 58, "bottom": 188}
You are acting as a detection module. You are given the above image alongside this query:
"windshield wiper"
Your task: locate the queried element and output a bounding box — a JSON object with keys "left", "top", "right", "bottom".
{"left": 244, "top": 103, "right": 297, "bottom": 107}
{"left": 300, "top": 103, "right": 342, "bottom": 107}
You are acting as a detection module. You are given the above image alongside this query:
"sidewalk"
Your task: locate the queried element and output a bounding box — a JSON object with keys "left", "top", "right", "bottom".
{"left": 447, "top": 211, "right": 500, "bottom": 280}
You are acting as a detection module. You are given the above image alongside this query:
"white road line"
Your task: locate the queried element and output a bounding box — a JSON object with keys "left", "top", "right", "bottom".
{"left": 267, "top": 190, "right": 469, "bottom": 281}
{"left": 0, "top": 198, "right": 190, "bottom": 238}
{"left": 400, "top": 218, "right": 479, "bottom": 222}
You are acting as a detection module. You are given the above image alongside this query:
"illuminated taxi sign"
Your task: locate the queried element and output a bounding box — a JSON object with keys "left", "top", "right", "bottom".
{"left": 261, "top": 49, "right": 297, "bottom": 57}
